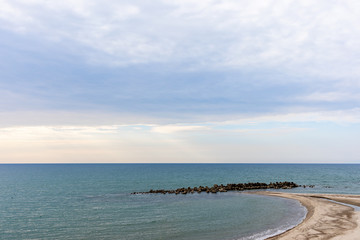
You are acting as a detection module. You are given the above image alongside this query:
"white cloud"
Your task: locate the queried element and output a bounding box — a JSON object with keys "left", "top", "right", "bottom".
{"left": 151, "top": 124, "right": 209, "bottom": 134}
{"left": 0, "top": 110, "right": 166, "bottom": 128}
{"left": 1, "top": 106, "right": 360, "bottom": 163}
{"left": 0, "top": 125, "right": 120, "bottom": 142}
{"left": 2, "top": 106, "right": 360, "bottom": 130}
{"left": 0, "top": 117, "right": 358, "bottom": 163}
{"left": 2, "top": 1, "right": 360, "bottom": 163}
{"left": 0, "top": 0, "right": 35, "bottom": 32}
{"left": 1, "top": 0, "right": 360, "bottom": 79}
{"left": 221, "top": 108, "right": 360, "bottom": 125}
{"left": 298, "top": 92, "right": 360, "bottom": 102}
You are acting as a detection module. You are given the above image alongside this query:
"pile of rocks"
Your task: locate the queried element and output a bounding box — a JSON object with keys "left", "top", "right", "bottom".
{"left": 132, "top": 181, "right": 305, "bottom": 195}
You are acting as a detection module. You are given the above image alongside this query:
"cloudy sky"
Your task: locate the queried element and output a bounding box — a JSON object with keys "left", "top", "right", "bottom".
{"left": 1, "top": 0, "right": 360, "bottom": 163}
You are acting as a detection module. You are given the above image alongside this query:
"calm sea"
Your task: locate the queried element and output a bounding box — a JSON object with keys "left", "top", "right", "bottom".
{"left": 1, "top": 164, "right": 359, "bottom": 240}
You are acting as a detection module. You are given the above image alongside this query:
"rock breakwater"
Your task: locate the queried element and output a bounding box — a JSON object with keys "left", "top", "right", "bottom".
{"left": 132, "top": 181, "right": 310, "bottom": 195}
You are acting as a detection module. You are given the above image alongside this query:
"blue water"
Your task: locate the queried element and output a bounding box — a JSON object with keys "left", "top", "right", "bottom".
{"left": 0, "top": 164, "right": 359, "bottom": 240}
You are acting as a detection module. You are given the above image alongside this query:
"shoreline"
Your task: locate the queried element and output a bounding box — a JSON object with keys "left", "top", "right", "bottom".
{"left": 250, "top": 192, "right": 360, "bottom": 239}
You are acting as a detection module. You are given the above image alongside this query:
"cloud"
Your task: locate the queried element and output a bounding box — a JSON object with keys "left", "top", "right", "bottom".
{"left": 298, "top": 92, "right": 360, "bottom": 102}
{"left": 0, "top": 125, "right": 120, "bottom": 142}
{"left": 0, "top": 0, "right": 171, "bottom": 65}
{"left": 1, "top": 0, "right": 359, "bottom": 120}
{"left": 1, "top": 106, "right": 360, "bottom": 130}
{"left": 2, "top": 1, "right": 360, "bottom": 163}
{"left": 151, "top": 124, "right": 209, "bottom": 134}
{"left": 221, "top": 108, "right": 360, "bottom": 125}
{"left": 1, "top": 0, "right": 360, "bottom": 80}
{"left": 0, "top": 116, "right": 359, "bottom": 163}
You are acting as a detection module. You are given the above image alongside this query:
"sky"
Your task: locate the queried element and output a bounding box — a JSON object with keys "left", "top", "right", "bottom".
{"left": 1, "top": 0, "right": 360, "bottom": 163}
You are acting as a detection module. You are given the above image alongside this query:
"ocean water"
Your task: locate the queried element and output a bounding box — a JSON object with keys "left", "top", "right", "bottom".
{"left": 0, "top": 164, "right": 360, "bottom": 240}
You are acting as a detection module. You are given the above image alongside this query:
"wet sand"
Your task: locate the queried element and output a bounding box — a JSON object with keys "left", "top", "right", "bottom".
{"left": 251, "top": 192, "right": 360, "bottom": 240}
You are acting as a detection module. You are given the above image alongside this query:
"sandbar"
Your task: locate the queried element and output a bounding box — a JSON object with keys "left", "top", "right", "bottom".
{"left": 250, "top": 191, "right": 360, "bottom": 240}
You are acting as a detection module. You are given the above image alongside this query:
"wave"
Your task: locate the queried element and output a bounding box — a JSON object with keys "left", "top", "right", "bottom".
{"left": 238, "top": 207, "right": 307, "bottom": 240}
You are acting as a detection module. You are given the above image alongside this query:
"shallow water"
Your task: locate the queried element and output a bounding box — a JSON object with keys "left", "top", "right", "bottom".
{"left": 0, "top": 164, "right": 359, "bottom": 239}
{"left": 324, "top": 199, "right": 360, "bottom": 212}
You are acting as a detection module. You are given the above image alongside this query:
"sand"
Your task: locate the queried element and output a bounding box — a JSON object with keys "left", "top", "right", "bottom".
{"left": 251, "top": 192, "right": 360, "bottom": 240}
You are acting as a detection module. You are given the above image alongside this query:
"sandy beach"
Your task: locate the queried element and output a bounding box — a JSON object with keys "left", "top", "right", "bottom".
{"left": 252, "top": 192, "right": 360, "bottom": 240}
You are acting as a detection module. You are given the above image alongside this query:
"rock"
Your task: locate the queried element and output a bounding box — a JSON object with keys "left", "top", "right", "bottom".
{"left": 135, "top": 181, "right": 303, "bottom": 195}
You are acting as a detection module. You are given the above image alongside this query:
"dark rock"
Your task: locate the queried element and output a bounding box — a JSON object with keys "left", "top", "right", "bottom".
{"left": 134, "top": 181, "right": 304, "bottom": 195}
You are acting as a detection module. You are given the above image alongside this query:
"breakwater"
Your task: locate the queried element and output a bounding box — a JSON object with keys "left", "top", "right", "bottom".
{"left": 132, "top": 181, "right": 312, "bottom": 195}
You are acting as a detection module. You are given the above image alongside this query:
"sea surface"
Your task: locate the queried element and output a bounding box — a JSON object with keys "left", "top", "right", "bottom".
{"left": 1, "top": 164, "right": 360, "bottom": 240}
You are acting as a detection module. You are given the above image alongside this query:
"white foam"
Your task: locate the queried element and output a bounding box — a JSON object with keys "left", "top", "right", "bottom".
{"left": 237, "top": 208, "right": 307, "bottom": 240}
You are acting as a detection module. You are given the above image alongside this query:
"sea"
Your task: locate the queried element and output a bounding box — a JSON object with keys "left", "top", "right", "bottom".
{"left": 1, "top": 164, "right": 360, "bottom": 240}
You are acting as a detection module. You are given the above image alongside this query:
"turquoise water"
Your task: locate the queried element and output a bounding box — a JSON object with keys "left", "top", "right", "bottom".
{"left": 0, "top": 164, "right": 359, "bottom": 240}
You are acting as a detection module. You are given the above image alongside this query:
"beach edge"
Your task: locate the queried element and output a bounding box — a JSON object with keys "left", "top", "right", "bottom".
{"left": 249, "top": 191, "right": 360, "bottom": 240}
